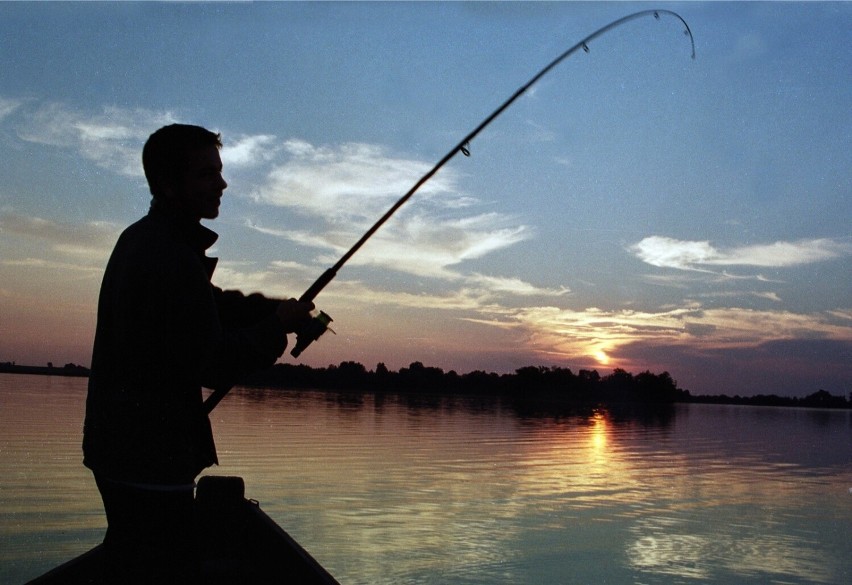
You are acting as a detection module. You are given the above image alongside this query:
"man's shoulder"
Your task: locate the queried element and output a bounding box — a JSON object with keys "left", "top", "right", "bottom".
{"left": 111, "top": 214, "right": 195, "bottom": 269}
{"left": 118, "top": 213, "right": 187, "bottom": 248}
{"left": 117, "top": 213, "right": 161, "bottom": 239}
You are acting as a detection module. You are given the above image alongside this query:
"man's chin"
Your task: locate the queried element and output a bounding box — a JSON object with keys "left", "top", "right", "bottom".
{"left": 202, "top": 205, "right": 220, "bottom": 220}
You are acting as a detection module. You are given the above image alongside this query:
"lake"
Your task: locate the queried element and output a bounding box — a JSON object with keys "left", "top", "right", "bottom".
{"left": 1, "top": 373, "right": 850, "bottom": 584}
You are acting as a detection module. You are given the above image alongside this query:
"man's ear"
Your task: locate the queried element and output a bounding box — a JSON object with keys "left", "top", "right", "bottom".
{"left": 153, "top": 174, "right": 178, "bottom": 200}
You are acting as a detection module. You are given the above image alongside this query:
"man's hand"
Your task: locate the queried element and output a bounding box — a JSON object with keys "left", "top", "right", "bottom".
{"left": 275, "top": 298, "right": 315, "bottom": 333}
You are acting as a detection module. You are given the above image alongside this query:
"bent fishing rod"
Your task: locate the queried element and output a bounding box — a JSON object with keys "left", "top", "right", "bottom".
{"left": 204, "top": 10, "right": 694, "bottom": 414}
{"left": 288, "top": 9, "right": 694, "bottom": 356}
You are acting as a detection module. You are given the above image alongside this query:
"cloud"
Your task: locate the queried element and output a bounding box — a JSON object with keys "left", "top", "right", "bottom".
{"left": 6, "top": 104, "right": 533, "bottom": 283}
{"left": 1, "top": 257, "right": 104, "bottom": 275}
{"left": 0, "top": 212, "right": 118, "bottom": 260}
{"left": 244, "top": 139, "right": 533, "bottom": 279}
{"left": 207, "top": 262, "right": 297, "bottom": 298}
{"left": 13, "top": 101, "right": 178, "bottom": 176}
{"left": 216, "top": 258, "right": 566, "bottom": 312}
{"left": 0, "top": 97, "right": 23, "bottom": 121}
{"left": 466, "top": 301, "right": 852, "bottom": 372}
{"left": 467, "top": 273, "right": 569, "bottom": 297}
{"left": 221, "top": 134, "right": 279, "bottom": 168}
{"left": 251, "top": 215, "right": 530, "bottom": 280}
{"left": 251, "top": 140, "right": 465, "bottom": 223}
{"left": 333, "top": 282, "right": 500, "bottom": 313}
{"left": 631, "top": 236, "right": 852, "bottom": 271}
{"left": 694, "top": 290, "right": 782, "bottom": 303}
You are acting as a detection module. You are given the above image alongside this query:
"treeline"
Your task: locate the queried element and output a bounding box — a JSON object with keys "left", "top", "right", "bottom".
{"left": 242, "top": 361, "right": 688, "bottom": 404}
{"left": 0, "top": 361, "right": 90, "bottom": 377}
{"left": 3, "top": 359, "right": 848, "bottom": 408}
{"left": 242, "top": 361, "right": 850, "bottom": 408}
{"left": 688, "top": 389, "right": 849, "bottom": 409}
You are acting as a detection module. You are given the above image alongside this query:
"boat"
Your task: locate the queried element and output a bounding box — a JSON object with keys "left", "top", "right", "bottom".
{"left": 26, "top": 476, "right": 341, "bottom": 585}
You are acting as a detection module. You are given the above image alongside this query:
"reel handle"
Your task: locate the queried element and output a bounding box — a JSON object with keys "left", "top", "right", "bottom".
{"left": 290, "top": 310, "right": 334, "bottom": 358}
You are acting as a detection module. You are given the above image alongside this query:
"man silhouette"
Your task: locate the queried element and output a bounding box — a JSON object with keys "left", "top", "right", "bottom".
{"left": 83, "top": 124, "right": 313, "bottom": 583}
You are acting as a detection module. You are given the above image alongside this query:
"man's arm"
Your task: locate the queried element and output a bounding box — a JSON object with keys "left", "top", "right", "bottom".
{"left": 202, "top": 288, "right": 313, "bottom": 393}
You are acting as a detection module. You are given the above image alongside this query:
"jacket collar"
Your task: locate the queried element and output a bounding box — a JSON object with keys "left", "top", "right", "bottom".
{"left": 148, "top": 200, "right": 219, "bottom": 252}
{"left": 147, "top": 202, "right": 219, "bottom": 278}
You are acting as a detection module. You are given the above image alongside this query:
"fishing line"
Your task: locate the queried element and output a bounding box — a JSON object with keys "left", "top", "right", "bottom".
{"left": 203, "top": 9, "right": 694, "bottom": 413}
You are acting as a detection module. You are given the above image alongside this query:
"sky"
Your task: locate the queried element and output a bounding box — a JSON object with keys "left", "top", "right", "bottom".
{"left": 0, "top": 1, "right": 849, "bottom": 397}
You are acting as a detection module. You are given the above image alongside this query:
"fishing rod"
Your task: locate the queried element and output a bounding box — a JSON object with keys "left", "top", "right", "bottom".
{"left": 287, "top": 9, "right": 695, "bottom": 358}
{"left": 203, "top": 9, "right": 694, "bottom": 413}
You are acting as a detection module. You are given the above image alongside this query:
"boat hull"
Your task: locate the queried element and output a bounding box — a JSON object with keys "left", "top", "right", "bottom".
{"left": 27, "top": 476, "right": 341, "bottom": 585}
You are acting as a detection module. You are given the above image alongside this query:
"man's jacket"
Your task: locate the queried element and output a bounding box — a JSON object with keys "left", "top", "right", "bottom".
{"left": 83, "top": 207, "right": 287, "bottom": 484}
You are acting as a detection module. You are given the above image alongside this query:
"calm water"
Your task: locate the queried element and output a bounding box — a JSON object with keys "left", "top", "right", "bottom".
{"left": 1, "top": 374, "right": 850, "bottom": 585}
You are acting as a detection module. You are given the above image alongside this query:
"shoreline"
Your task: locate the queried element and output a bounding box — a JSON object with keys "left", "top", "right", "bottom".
{"left": 0, "top": 363, "right": 90, "bottom": 378}
{"left": 1, "top": 363, "right": 847, "bottom": 409}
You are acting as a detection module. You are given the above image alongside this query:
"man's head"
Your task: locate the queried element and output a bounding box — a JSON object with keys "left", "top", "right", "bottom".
{"left": 142, "top": 124, "right": 228, "bottom": 220}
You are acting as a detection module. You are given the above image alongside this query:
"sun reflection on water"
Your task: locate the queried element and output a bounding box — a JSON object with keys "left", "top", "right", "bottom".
{"left": 588, "top": 410, "right": 608, "bottom": 458}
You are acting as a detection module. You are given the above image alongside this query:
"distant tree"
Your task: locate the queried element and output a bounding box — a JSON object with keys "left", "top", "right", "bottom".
{"left": 514, "top": 366, "right": 547, "bottom": 389}
{"left": 334, "top": 361, "right": 369, "bottom": 387}
{"left": 635, "top": 370, "right": 679, "bottom": 403}
{"left": 232, "top": 359, "right": 724, "bottom": 407}
{"left": 398, "top": 361, "right": 445, "bottom": 390}
{"left": 802, "top": 389, "right": 847, "bottom": 409}
{"left": 577, "top": 369, "right": 601, "bottom": 392}
{"left": 461, "top": 370, "right": 501, "bottom": 392}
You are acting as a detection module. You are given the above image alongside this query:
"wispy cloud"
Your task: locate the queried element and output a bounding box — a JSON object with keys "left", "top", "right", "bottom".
{"left": 11, "top": 100, "right": 177, "bottom": 177}
{"left": 217, "top": 258, "right": 567, "bottom": 309}
{"left": 214, "top": 246, "right": 852, "bottom": 376}
{"left": 207, "top": 262, "right": 299, "bottom": 298}
{"left": 221, "top": 134, "right": 280, "bottom": 168}
{"left": 5, "top": 103, "right": 533, "bottom": 284}
{"left": 0, "top": 96, "right": 23, "bottom": 121}
{"left": 5, "top": 101, "right": 535, "bottom": 284}
{"left": 467, "top": 273, "right": 569, "bottom": 297}
{"left": 1, "top": 257, "right": 104, "bottom": 275}
{"left": 695, "top": 290, "right": 782, "bottom": 303}
{"left": 3, "top": 98, "right": 279, "bottom": 178}
{"left": 465, "top": 302, "right": 852, "bottom": 369}
{"left": 251, "top": 216, "right": 530, "bottom": 280}
{"left": 0, "top": 212, "right": 118, "bottom": 260}
{"left": 243, "top": 139, "right": 534, "bottom": 279}
{"left": 251, "top": 139, "right": 465, "bottom": 223}
{"left": 631, "top": 236, "right": 852, "bottom": 271}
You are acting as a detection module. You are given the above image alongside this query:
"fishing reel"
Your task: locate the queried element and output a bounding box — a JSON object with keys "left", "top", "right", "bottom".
{"left": 290, "top": 310, "right": 334, "bottom": 358}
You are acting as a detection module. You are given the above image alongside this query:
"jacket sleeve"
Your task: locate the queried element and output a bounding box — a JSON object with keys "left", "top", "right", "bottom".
{"left": 130, "top": 245, "right": 287, "bottom": 393}
{"left": 213, "top": 287, "right": 280, "bottom": 329}
{"left": 198, "top": 288, "right": 288, "bottom": 391}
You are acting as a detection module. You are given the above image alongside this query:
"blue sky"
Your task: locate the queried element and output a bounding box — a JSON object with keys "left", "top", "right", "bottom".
{"left": 1, "top": 2, "right": 849, "bottom": 397}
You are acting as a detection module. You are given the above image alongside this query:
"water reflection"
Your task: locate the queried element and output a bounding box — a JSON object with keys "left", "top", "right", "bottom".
{"left": 3, "top": 376, "right": 850, "bottom": 585}
{"left": 627, "top": 514, "right": 834, "bottom": 583}
{"left": 210, "top": 389, "right": 850, "bottom": 584}
{"left": 588, "top": 410, "right": 608, "bottom": 456}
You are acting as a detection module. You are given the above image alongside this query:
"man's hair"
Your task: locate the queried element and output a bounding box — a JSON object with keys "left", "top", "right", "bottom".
{"left": 142, "top": 124, "right": 223, "bottom": 198}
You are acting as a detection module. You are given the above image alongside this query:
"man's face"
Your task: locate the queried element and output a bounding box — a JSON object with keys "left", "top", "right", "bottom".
{"left": 170, "top": 146, "right": 228, "bottom": 221}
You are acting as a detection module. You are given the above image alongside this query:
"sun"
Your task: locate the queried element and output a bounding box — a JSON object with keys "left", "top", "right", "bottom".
{"left": 594, "top": 350, "right": 610, "bottom": 366}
